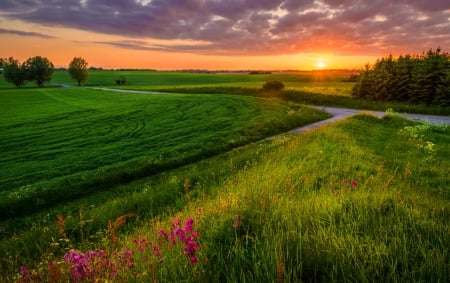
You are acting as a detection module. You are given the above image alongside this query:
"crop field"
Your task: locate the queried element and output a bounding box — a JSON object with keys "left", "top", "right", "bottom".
{"left": 0, "top": 71, "right": 449, "bottom": 282}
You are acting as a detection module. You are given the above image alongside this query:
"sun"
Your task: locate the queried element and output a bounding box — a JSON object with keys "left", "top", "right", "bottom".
{"left": 315, "top": 59, "right": 326, "bottom": 69}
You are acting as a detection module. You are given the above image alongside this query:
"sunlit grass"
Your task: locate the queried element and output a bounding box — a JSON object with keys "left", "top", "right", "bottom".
{"left": 3, "top": 114, "right": 449, "bottom": 282}
{"left": 48, "top": 70, "right": 353, "bottom": 96}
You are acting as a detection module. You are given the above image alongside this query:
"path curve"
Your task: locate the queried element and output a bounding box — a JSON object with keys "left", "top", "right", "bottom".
{"left": 290, "top": 106, "right": 449, "bottom": 133}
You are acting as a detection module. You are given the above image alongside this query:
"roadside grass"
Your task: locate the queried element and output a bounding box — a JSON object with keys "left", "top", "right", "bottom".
{"left": 0, "top": 87, "right": 329, "bottom": 219}
{"left": 4, "top": 114, "right": 449, "bottom": 282}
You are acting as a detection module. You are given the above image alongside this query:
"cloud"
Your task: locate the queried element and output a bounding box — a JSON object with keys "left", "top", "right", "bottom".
{"left": 93, "top": 40, "right": 214, "bottom": 53}
{"left": 1, "top": 0, "right": 449, "bottom": 55}
{"left": 0, "top": 28, "right": 56, "bottom": 39}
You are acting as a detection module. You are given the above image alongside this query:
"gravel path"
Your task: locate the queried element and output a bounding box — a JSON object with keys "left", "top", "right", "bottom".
{"left": 290, "top": 106, "right": 449, "bottom": 133}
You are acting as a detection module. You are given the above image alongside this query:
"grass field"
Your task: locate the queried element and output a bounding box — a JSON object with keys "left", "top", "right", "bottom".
{"left": 2, "top": 114, "right": 449, "bottom": 282}
{"left": 0, "top": 86, "right": 329, "bottom": 218}
{"left": 1, "top": 70, "right": 449, "bottom": 282}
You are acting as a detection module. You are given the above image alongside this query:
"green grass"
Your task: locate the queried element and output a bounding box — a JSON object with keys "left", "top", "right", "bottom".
{"left": 1, "top": 70, "right": 449, "bottom": 282}
{"left": 2, "top": 114, "right": 448, "bottom": 282}
{"left": 50, "top": 70, "right": 350, "bottom": 86}
{"left": 0, "top": 87, "right": 329, "bottom": 219}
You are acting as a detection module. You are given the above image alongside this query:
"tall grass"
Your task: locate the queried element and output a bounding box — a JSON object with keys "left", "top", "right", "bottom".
{"left": 4, "top": 114, "right": 449, "bottom": 282}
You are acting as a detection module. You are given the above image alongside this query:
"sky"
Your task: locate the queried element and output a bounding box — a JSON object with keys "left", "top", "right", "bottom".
{"left": 0, "top": 0, "right": 449, "bottom": 70}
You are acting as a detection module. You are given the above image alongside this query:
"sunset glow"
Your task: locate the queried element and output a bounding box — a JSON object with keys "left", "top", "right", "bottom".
{"left": 315, "top": 59, "right": 326, "bottom": 69}
{"left": 1, "top": 1, "right": 449, "bottom": 70}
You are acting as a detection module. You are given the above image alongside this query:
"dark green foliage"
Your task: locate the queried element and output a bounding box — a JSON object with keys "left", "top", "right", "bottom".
{"left": 2, "top": 57, "right": 27, "bottom": 88}
{"left": 262, "top": 80, "right": 285, "bottom": 92}
{"left": 68, "top": 57, "right": 89, "bottom": 86}
{"left": 353, "top": 48, "right": 450, "bottom": 106}
{"left": 115, "top": 76, "right": 126, "bottom": 85}
{"left": 24, "top": 56, "right": 55, "bottom": 87}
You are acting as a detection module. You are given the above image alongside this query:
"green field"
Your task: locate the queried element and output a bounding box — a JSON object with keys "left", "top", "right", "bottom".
{"left": 0, "top": 87, "right": 330, "bottom": 219}
{"left": 1, "top": 71, "right": 449, "bottom": 282}
{"left": 49, "top": 70, "right": 355, "bottom": 96}
{"left": 2, "top": 114, "right": 449, "bottom": 282}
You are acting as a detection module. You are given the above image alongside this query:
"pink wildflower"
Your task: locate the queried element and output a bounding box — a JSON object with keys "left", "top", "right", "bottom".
{"left": 190, "top": 256, "right": 198, "bottom": 264}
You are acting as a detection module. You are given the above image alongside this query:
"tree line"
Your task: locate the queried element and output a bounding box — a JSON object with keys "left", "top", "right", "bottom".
{"left": 352, "top": 48, "right": 450, "bottom": 106}
{"left": 1, "top": 56, "right": 89, "bottom": 87}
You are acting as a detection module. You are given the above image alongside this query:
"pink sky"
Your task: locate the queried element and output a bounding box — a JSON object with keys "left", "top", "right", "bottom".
{"left": 1, "top": 0, "right": 449, "bottom": 70}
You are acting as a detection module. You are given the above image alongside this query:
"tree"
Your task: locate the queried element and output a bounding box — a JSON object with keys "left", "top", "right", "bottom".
{"left": 24, "top": 56, "right": 54, "bottom": 87}
{"left": 68, "top": 57, "right": 89, "bottom": 86}
{"left": 3, "top": 57, "right": 27, "bottom": 88}
{"left": 352, "top": 48, "right": 450, "bottom": 106}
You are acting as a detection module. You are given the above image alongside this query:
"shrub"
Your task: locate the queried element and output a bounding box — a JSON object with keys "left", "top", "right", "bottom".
{"left": 262, "top": 80, "right": 285, "bottom": 92}
{"left": 115, "top": 76, "right": 126, "bottom": 85}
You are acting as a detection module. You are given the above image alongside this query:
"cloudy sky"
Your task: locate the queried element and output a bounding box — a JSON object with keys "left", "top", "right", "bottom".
{"left": 1, "top": 0, "right": 449, "bottom": 69}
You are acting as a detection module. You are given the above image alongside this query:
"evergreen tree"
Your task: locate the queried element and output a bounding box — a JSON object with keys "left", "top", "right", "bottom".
{"left": 352, "top": 48, "right": 449, "bottom": 106}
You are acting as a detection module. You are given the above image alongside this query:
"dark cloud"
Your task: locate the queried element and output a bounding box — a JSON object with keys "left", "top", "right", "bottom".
{"left": 1, "top": 0, "right": 449, "bottom": 55}
{"left": 0, "top": 28, "right": 55, "bottom": 39}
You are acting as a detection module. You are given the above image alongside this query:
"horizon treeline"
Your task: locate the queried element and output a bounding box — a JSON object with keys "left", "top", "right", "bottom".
{"left": 352, "top": 48, "right": 450, "bottom": 106}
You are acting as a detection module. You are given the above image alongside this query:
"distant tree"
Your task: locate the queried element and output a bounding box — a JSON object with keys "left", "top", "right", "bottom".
{"left": 24, "top": 56, "right": 54, "bottom": 87}
{"left": 68, "top": 57, "right": 89, "bottom": 86}
{"left": 3, "top": 57, "right": 27, "bottom": 88}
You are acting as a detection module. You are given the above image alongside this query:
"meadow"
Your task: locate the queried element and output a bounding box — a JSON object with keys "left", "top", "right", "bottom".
{"left": 1, "top": 71, "right": 449, "bottom": 282}
{"left": 3, "top": 114, "right": 449, "bottom": 282}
